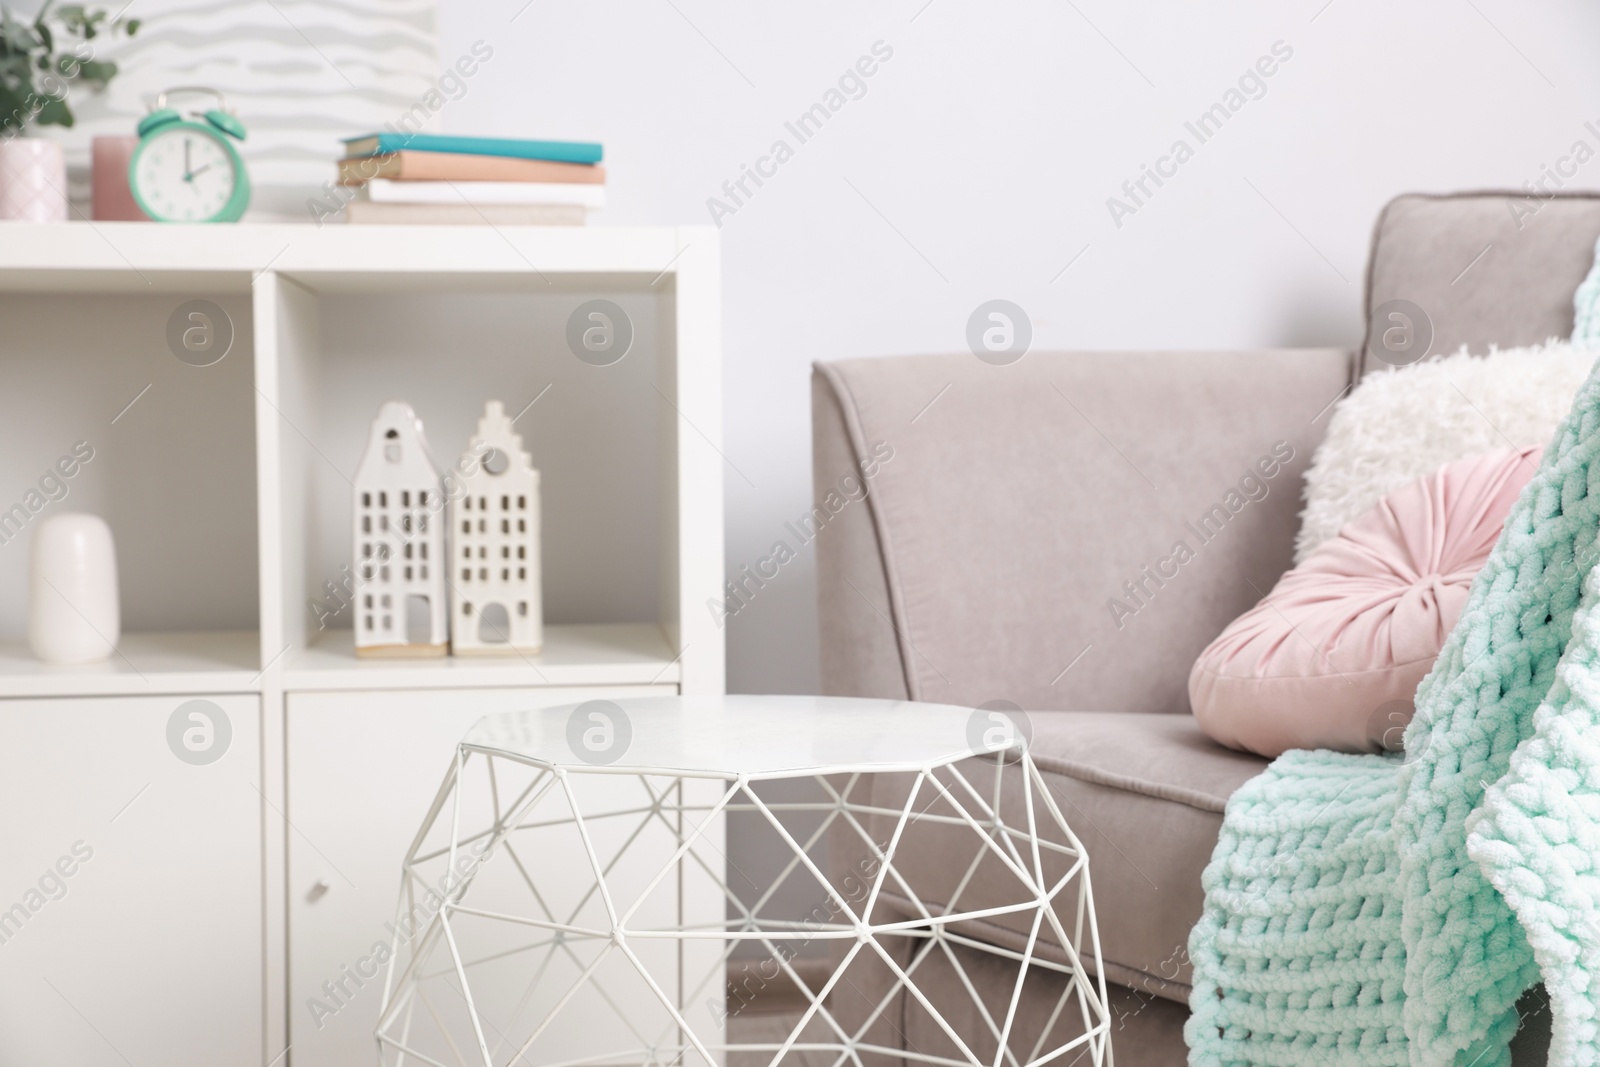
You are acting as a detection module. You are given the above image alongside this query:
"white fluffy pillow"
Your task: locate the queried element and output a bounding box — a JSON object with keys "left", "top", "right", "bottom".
{"left": 1295, "top": 341, "right": 1596, "bottom": 563}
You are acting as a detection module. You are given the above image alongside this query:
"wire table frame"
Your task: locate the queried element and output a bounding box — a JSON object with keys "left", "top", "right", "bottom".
{"left": 376, "top": 696, "right": 1111, "bottom": 1067}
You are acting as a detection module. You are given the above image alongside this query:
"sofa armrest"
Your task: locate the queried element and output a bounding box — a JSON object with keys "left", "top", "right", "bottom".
{"left": 813, "top": 369, "right": 911, "bottom": 700}
{"left": 812, "top": 350, "right": 1357, "bottom": 714}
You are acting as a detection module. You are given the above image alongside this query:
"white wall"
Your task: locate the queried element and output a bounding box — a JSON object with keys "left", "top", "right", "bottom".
{"left": 436, "top": 0, "right": 1600, "bottom": 695}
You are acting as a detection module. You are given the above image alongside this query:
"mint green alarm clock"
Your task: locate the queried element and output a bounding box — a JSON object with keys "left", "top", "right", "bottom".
{"left": 129, "top": 87, "right": 249, "bottom": 223}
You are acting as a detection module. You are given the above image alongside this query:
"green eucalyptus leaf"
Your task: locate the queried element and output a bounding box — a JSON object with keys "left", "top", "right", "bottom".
{"left": 34, "top": 93, "right": 70, "bottom": 126}
{"left": 0, "top": 55, "right": 33, "bottom": 86}
{"left": 76, "top": 57, "right": 114, "bottom": 85}
{"left": 0, "top": 87, "right": 30, "bottom": 133}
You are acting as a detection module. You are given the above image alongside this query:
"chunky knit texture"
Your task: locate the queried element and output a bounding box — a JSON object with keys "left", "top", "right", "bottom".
{"left": 1188, "top": 359, "right": 1600, "bottom": 1067}
{"left": 1574, "top": 235, "right": 1600, "bottom": 349}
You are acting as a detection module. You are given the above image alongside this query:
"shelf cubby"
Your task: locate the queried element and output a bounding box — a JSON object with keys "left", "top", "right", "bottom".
{"left": 0, "top": 280, "right": 259, "bottom": 666}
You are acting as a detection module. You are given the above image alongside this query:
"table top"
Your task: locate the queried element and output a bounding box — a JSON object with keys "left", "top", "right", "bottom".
{"left": 460, "top": 695, "right": 1019, "bottom": 778}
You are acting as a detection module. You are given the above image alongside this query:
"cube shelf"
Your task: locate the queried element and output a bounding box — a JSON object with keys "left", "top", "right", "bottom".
{"left": 0, "top": 222, "right": 723, "bottom": 1066}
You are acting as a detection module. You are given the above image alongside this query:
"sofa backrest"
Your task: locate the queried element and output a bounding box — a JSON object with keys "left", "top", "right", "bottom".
{"left": 1363, "top": 192, "right": 1600, "bottom": 374}
{"left": 813, "top": 191, "right": 1600, "bottom": 715}
{"left": 812, "top": 350, "right": 1352, "bottom": 714}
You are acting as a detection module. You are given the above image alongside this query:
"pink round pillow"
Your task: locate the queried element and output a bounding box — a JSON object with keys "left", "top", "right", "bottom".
{"left": 1189, "top": 445, "right": 1542, "bottom": 758}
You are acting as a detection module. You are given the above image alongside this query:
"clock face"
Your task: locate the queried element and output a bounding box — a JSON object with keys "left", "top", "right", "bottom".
{"left": 133, "top": 126, "right": 240, "bottom": 222}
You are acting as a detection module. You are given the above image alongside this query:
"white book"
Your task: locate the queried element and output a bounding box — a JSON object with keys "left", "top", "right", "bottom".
{"left": 344, "top": 202, "right": 587, "bottom": 226}
{"left": 354, "top": 180, "right": 606, "bottom": 209}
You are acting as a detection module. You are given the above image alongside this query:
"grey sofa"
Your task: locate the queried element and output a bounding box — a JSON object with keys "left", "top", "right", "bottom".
{"left": 809, "top": 192, "right": 1600, "bottom": 1066}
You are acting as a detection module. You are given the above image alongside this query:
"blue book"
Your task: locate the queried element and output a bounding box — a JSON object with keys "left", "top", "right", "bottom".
{"left": 342, "top": 133, "right": 603, "bottom": 165}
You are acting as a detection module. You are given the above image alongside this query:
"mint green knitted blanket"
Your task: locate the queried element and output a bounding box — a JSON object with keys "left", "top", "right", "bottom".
{"left": 1187, "top": 362, "right": 1600, "bottom": 1067}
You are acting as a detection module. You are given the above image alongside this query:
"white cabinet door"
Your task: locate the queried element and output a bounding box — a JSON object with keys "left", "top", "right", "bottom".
{"left": 287, "top": 684, "right": 709, "bottom": 1067}
{"left": 0, "top": 694, "right": 263, "bottom": 1067}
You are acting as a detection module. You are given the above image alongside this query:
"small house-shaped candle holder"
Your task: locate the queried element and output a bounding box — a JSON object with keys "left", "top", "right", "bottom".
{"left": 450, "top": 400, "right": 542, "bottom": 656}
{"left": 352, "top": 401, "right": 448, "bottom": 657}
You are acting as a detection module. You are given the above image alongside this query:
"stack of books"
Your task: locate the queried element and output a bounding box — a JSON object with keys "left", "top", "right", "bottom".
{"left": 337, "top": 133, "right": 605, "bottom": 225}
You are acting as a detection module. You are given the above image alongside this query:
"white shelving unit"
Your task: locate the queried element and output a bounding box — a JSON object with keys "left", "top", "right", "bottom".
{"left": 0, "top": 223, "right": 723, "bottom": 1067}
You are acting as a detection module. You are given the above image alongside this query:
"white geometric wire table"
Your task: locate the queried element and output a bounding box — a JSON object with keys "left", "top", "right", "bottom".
{"left": 376, "top": 695, "right": 1110, "bottom": 1067}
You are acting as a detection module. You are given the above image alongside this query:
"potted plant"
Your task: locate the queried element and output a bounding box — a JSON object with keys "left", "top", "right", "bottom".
{"left": 0, "top": 2, "right": 137, "bottom": 221}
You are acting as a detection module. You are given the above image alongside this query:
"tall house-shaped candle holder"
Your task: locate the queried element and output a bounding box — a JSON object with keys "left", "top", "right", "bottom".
{"left": 449, "top": 400, "right": 543, "bottom": 656}
{"left": 352, "top": 400, "right": 448, "bottom": 657}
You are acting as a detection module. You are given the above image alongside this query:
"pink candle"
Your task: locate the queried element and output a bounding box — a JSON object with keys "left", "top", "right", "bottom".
{"left": 92, "top": 135, "right": 148, "bottom": 220}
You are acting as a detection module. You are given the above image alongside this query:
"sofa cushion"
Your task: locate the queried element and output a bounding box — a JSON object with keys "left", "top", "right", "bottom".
{"left": 1363, "top": 192, "right": 1600, "bottom": 375}
{"left": 853, "top": 710, "right": 1267, "bottom": 1006}
{"left": 1295, "top": 345, "right": 1590, "bottom": 562}
{"left": 1191, "top": 446, "right": 1541, "bottom": 758}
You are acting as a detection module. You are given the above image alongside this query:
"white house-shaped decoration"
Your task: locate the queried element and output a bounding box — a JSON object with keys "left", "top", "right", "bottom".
{"left": 450, "top": 400, "right": 542, "bottom": 656}
{"left": 353, "top": 400, "right": 448, "bottom": 657}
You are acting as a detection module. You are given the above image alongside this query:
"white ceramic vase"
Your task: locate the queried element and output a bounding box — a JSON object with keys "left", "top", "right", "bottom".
{"left": 0, "top": 138, "right": 68, "bottom": 222}
{"left": 29, "top": 513, "right": 120, "bottom": 665}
